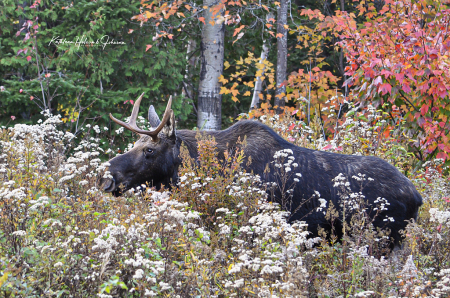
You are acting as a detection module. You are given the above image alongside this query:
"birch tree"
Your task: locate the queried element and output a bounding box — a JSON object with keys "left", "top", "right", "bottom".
{"left": 250, "top": 12, "right": 273, "bottom": 112}
{"left": 197, "top": 0, "right": 225, "bottom": 130}
{"left": 274, "top": 0, "right": 288, "bottom": 114}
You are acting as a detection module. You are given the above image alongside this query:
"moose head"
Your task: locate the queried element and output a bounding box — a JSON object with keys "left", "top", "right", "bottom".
{"left": 102, "top": 93, "right": 181, "bottom": 196}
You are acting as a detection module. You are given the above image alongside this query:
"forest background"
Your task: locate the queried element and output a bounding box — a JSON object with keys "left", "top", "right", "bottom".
{"left": 1, "top": 0, "right": 450, "bottom": 164}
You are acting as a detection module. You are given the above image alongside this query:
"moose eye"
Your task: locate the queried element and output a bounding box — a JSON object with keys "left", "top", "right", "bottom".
{"left": 144, "top": 148, "right": 154, "bottom": 156}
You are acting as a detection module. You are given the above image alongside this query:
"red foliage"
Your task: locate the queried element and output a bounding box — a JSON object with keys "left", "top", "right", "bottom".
{"left": 303, "top": 0, "right": 450, "bottom": 161}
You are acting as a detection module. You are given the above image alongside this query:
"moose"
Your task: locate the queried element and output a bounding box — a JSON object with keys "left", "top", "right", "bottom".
{"left": 102, "top": 93, "right": 423, "bottom": 246}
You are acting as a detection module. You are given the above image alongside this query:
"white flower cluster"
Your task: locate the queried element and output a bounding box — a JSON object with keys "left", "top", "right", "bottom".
{"left": 222, "top": 201, "right": 318, "bottom": 294}
{"left": 28, "top": 196, "right": 50, "bottom": 211}
{"left": 373, "top": 197, "right": 390, "bottom": 212}
{"left": 272, "top": 149, "right": 300, "bottom": 172}
{"left": 432, "top": 268, "right": 450, "bottom": 297}
{"left": 429, "top": 208, "right": 450, "bottom": 227}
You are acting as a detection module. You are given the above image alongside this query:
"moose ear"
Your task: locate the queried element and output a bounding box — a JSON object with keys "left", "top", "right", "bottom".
{"left": 162, "top": 110, "right": 176, "bottom": 139}
{"left": 148, "top": 105, "right": 161, "bottom": 128}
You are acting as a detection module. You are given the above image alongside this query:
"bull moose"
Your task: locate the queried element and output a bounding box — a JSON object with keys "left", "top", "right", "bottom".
{"left": 102, "top": 93, "right": 423, "bottom": 246}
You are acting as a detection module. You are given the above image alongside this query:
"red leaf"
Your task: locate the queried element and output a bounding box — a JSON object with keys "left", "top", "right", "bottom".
{"left": 26, "top": 56, "right": 32, "bottom": 62}
{"left": 288, "top": 123, "right": 295, "bottom": 131}
{"left": 402, "top": 83, "right": 411, "bottom": 93}
{"left": 19, "top": 89, "right": 23, "bottom": 93}
{"left": 279, "top": 81, "right": 287, "bottom": 88}
{"left": 11, "top": 116, "right": 16, "bottom": 120}
{"left": 420, "top": 104, "right": 429, "bottom": 116}
{"left": 146, "top": 45, "right": 152, "bottom": 52}
{"left": 379, "top": 83, "right": 392, "bottom": 95}
{"left": 335, "top": 146, "right": 343, "bottom": 151}
{"left": 381, "top": 69, "right": 392, "bottom": 78}
{"left": 30, "top": 96, "right": 34, "bottom": 100}
{"left": 436, "top": 152, "right": 448, "bottom": 161}
{"left": 322, "top": 144, "right": 333, "bottom": 150}
{"left": 292, "top": 109, "right": 299, "bottom": 116}
{"left": 198, "top": 17, "right": 205, "bottom": 24}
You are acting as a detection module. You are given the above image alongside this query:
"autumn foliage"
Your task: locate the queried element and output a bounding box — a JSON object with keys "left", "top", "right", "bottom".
{"left": 302, "top": 0, "right": 450, "bottom": 161}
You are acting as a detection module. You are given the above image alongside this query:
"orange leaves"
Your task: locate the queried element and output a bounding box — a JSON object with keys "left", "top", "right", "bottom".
{"left": 301, "top": 9, "right": 325, "bottom": 21}
{"left": 233, "top": 25, "right": 245, "bottom": 37}
{"left": 198, "top": 17, "right": 205, "bottom": 24}
{"left": 232, "top": 25, "right": 246, "bottom": 44}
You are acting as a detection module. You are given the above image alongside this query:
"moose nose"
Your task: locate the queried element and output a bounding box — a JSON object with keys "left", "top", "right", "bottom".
{"left": 101, "top": 178, "right": 116, "bottom": 192}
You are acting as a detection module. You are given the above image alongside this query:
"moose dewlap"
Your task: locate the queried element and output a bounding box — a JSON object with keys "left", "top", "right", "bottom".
{"left": 102, "top": 93, "right": 423, "bottom": 246}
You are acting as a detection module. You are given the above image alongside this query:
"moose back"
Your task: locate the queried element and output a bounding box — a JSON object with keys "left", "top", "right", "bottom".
{"left": 102, "top": 93, "right": 423, "bottom": 245}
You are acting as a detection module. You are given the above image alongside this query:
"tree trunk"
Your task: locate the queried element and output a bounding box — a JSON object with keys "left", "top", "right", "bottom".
{"left": 182, "top": 39, "right": 198, "bottom": 114}
{"left": 250, "top": 13, "right": 273, "bottom": 112}
{"left": 274, "top": 0, "right": 288, "bottom": 114}
{"left": 250, "top": 41, "right": 269, "bottom": 111}
{"left": 197, "top": 0, "right": 225, "bottom": 131}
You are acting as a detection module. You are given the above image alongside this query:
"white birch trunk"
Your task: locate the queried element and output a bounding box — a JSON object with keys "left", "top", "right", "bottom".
{"left": 250, "top": 13, "right": 273, "bottom": 112}
{"left": 274, "top": 0, "right": 288, "bottom": 114}
{"left": 250, "top": 42, "right": 269, "bottom": 111}
{"left": 197, "top": 0, "right": 225, "bottom": 131}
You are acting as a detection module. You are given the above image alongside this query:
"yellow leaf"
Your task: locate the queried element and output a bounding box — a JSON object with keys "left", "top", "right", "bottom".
{"left": 243, "top": 91, "right": 251, "bottom": 96}
{"left": 232, "top": 96, "right": 239, "bottom": 102}
{"left": 218, "top": 75, "right": 228, "bottom": 84}
{"left": 220, "top": 87, "right": 230, "bottom": 95}
{"left": 0, "top": 272, "right": 9, "bottom": 287}
{"left": 224, "top": 61, "right": 230, "bottom": 70}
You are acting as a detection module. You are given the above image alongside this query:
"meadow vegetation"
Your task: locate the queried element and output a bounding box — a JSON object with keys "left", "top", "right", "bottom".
{"left": 0, "top": 106, "right": 449, "bottom": 297}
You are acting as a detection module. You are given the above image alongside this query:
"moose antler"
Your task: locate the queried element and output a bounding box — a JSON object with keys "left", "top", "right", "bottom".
{"left": 109, "top": 93, "right": 173, "bottom": 140}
